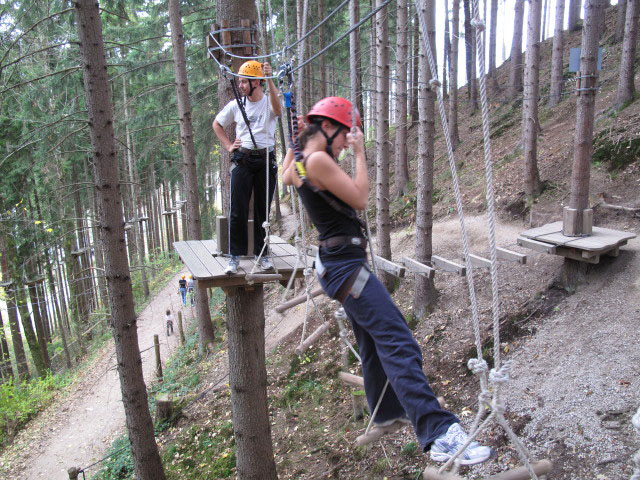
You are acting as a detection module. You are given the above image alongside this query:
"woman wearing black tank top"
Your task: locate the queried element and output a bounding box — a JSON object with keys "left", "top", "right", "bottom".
{"left": 282, "top": 97, "right": 492, "bottom": 466}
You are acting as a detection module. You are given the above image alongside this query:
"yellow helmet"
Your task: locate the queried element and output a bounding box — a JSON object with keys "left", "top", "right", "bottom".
{"left": 189, "top": 274, "right": 193, "bottom": 279}
{"left": 181, "top": 274, "right": 185, "bottom": 279}
{"left": 238, "top": 60, "right": 263, "bottom": 78}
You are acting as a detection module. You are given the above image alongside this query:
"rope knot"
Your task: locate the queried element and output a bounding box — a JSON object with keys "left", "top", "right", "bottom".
{"left": 489, "top": 361, "right": 513, "bottom": 384}
{"left": 492, "top": 398, "right": 507, "bottom": 415}
{"left": 471, "top": 18, "right": 486, "bottom": 31}
{"left": 303, "top": 267, "right": 313, "bottom": 277}
{"left": 334, "top": 308, "right": 347, "bottom": 321}
{"left": 478, "top": 390, "right": 492, "bottom": 407}
{"left": 429, "top": 78, "right": 441, "bottom": 89}
{"left": 467, "top": 358, "right": 488, "bottom": 374}
{"left": 262, "top": 221, "right": 270, "bottom": 229}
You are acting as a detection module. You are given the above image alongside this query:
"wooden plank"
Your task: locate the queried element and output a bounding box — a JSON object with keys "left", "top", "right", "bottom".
{"left": 469, "top": 254, "right": 491, "bottom": 268}
{"left": 275, "top": 286, "right": 325, "bottom": 313}
{"left": 556, "top": 247, "right": 600, "bottom": 264}
{"left": 496, "top": 247, "right": 527, "bottom": 264}
{"left": 373, "top": 255, "right": 405, "bottom": 277}
{"left": 517, "top": 237, "right": 557, "bottom": 254}
{"left": 201, "top": 239, "right": 219, "bottom": 256}
{"left": 520, "top": 221, "right": 636, "bottom": 251}
{"left": 173, "top": 241, "right": 212, "bottom": 279}
{"left": 185, "top": 241, "right": 223, "bottom": 277}
{"left": 401, "top": 256, "right": 436, "bottom": 279}
{"left": 431, "top": 255, "right": 466, "bottom": 276}
{"left": 338, "top": 371, "right": 364, "bottom": 388}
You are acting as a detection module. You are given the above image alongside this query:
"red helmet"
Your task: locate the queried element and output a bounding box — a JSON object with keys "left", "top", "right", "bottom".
{"left": 306, "top": 97, "right": 361, "bottom": 130}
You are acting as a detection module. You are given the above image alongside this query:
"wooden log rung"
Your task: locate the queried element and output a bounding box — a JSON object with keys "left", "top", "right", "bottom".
{"left": 431, "top": 255, "right": 466, "bottom": 276}
{"left": 245, "top": 273, "right": 283, "bottom": 283}
{"left": 496, "top": 247, "right": 527, "bottom": 264}
{"left": 373, "top": 255, "right": 406, "bottom": 278}
{"left": 517, "top": 237, "right": 557, "bottom": 254}
{"left": 423, "top": 459, "right": 552, "bottom": 480}
{"left": 275, "top": 286, "right": 325, "bottom": 313}
{"left": 469, "top": 253, "right": 491, "bottom": 268}
{"left": 401, "top": 256, "right": 436, "bottom": 279}
{"left": 356, "top": 420, "right": 408, "bottom": 446}
{"left": 295, "top": 321, "right": 332, "bottom": 356}
{"left": 338, "top": 371, "right": 364, "bottom": 388}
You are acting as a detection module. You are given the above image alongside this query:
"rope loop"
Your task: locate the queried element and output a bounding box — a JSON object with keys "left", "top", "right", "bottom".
{"left": 262, "top": 221, "right": 270, "bottom": 229}
{"left": 471, "top": 17, "right": 485, "bottom": 31}
{"left": 492, "top": 398, "right": 507, "bottom": 415}
{"left": 467, "top": 358, "right": 488, "bottom": 374}
{"left": 429, "top": 78, "right": 441, "bottom": 89}
{"left": 478, "top": 390, "right": 492, "bottom": 406}
{"left": 303, "top": 267, "right": 313, "bottom": 277}
{"left": 489, "top": 360, "right": 513, "bottom": 384}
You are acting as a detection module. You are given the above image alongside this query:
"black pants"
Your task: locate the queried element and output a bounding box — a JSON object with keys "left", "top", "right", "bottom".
{"left": 229, "top": 150, "right": 277, "bottom": 256}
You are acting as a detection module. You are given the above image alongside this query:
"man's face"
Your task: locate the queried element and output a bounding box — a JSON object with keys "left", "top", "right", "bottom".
{"left": 238, "top": 78, "right": 257, "bottom": 96}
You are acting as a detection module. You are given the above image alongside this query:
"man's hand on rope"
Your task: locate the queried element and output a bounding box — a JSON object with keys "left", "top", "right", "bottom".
{"left": 262, "top": 62, "right": 273, "bottom": 77}
{"left": 296, "top": 115, "right": 306, "bottom": 133}
{"left": 228, "top": 138, "right": 242, "bottom": 152}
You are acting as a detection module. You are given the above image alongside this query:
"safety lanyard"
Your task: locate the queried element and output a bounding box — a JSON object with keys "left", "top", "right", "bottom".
{"left": 228, "top": 73, "right": 259, "bottom": 149}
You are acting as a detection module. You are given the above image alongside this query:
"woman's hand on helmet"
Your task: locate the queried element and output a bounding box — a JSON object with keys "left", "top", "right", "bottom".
{"left": 346, "top": 127, "right": 364, "bottom": 154}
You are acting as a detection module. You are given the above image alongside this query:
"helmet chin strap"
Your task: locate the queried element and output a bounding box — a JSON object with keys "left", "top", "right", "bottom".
{"left": 318, "top": 124, "right": 343, "bottom": 159}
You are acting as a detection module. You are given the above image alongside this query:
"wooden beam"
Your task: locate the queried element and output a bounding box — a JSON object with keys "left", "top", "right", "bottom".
{"left": 373, "top": 255, "right": 405, "bottom": 277}
{"left": 401, "top": 256, "right": 436, "bottom": 279}
{"left": 294, "top": 321, "right": 332, "bottom": 356}
{"left": 488, "top": 460, "right": 553, "bottom": 480}
{"left": 216, "top": 216, "right": 229, "bottom": 255}
{"left": 517, "top": 237, "right": 557, "bottom": 254}
{"left": 275, "top": 286, "right": 325, "bottom": 313}
{"left": 245, "top": 273, "right": 283, "bottom": 283}
{"left": 469, "top": 254, "right": 491, "bottom": 268}
{"left": 496, "top": 247, "right": 527, "bottom": 264}
{"left": 556, "top": 246, "right": 600, "bottom": 264}
{"left": 338, "top": 371, "right": 364, "bottom": 388}
{"left": 431, "top": 255, "right": 466, "bottom": 276}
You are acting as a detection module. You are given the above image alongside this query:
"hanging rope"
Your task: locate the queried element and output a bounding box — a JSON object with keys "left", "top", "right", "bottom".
{"left": 632, "top": 406, "right": 640, "bottom": 480}
{"left": 414, "top": 0, "right": 541, "bottom": 476}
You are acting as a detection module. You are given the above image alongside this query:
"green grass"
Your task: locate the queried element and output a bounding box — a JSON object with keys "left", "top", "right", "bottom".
{"left": 0, "top": 371, "right": 73, "bottom": 447}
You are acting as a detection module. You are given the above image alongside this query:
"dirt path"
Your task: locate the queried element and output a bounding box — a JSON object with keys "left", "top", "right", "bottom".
{"left": 0, "top": 270, "right": 195, "bottom": 479}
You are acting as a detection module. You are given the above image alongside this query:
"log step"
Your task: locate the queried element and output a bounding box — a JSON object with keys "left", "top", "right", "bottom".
{"left": 423, "top": 459, "right": 552, "bottom": 480}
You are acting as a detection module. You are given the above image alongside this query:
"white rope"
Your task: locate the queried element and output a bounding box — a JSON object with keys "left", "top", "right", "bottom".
{"left": 415, "top": 0, "right": 538, "bottom": 475}
{"left": 632, "top": 406, "right": 640, "bottom": 480}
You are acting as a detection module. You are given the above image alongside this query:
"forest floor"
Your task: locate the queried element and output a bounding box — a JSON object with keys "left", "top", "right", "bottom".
{"left": 0, "top": 269, "right": 197, "bottom": 479}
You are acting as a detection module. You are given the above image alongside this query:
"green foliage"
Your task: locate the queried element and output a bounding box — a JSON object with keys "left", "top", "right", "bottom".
{"left": 592, "top": 131, "right": 640, "bottom": 172}
{"left": 0, "top": 372, "right": 71, "bottom": 446}
{"left": 94, "top": 436, "right": 135, "bottom": 480}
{"left": 164, "top": 423, "right": 236, "bottom": 479}
{"left": 401, "top": 441, "right": 419, "bottom": 456}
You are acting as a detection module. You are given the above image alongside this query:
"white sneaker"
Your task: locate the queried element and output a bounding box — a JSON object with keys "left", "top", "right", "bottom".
{"left": 256, "top": 255, "right": 274, "bottom": 271}
{"left": 430, "top": 423, "right": 492, "bottom": 466}
{"left": 224, "top": 256, "right": 239, "bottom": 275}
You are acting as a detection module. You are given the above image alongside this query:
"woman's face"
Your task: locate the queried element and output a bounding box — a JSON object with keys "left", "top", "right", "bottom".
{"left": 322, "top": 121, "right": 349, "bottom": 157}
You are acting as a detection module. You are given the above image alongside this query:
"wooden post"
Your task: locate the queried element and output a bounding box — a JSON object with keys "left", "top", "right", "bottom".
{"left": 155, "top": 393, "right": 173, "bottom": 423}
{"left": 67, "top": 467, "right": 80, "bottom": 479}
{"left": 154, "top": 334, "right": 163, "bottom": 380}
{"left": 247, "top": 219, "right": 254, "bottom": 257}
{"left": 177, "top": 311, "right": 185, "bottom": 345}
{"left": 216, "top": 216, "right": 229, "bottom": 255}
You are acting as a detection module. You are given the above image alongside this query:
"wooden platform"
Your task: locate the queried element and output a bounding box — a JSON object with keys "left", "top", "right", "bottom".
{"left": 519, "top": 221, "right": 636, "bottom": 263}
{"left": 173, "top": 235, "right": 312, "bottom": 289}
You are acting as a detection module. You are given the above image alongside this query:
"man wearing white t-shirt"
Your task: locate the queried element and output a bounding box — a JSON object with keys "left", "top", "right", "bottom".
{"left": 213, "top": 61, "right": 282, "bottom": 274}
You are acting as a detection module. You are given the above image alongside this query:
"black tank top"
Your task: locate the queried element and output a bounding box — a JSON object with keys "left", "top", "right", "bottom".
{"left": 296, "top": 181, "right": 363, "bottom": 241}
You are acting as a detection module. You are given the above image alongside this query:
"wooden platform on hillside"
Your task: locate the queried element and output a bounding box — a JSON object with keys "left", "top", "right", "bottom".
{"left": 173, "top": 235, "right": 311, "bottom": 290}
{"left": 518, "top": 221, "right": 636, "bottom": 264}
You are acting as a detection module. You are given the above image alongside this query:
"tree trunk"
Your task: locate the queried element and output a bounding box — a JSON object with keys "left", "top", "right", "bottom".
{"left": 463, "top": 0, "right": 477, "bottom": 109}
{"left": 549, "top": 0, "right": 566, "bottom": 106}
{"left": 414, "top": 0, "right": 439, "bottom": 318}
{"left": 568, "top": 0, "right": 583, "bottom": 30}
{"left": 522, "top": 0, "right": 543, "bottom": 198}
{"left": 616, "top": 0, "right": 639, "bottom": 108}
{"left": 488, "top": 0, "right": 499, "bottom": 90}
{"left": 226, "top": 286, "right": 278, "bottom": 479}
{"left": 410, "top": 17, "right": 420, "bottom": 125}
{"left": 0, "top": 236, "right": 29, "bottom": 379}
{"left": 508, "top": 0, "right": 525, "bottom": 100}
{"left": 443, "top": 0, "right": 450, "bottom": 98}
{"left": 375, "top": 0, "right": 393, "bottom": 290}
{"left": 71, "top": 163, "right": 90, "bottom": 330}
{"left": 449, "top": 0, "right": 461, "bottom": 147}
{"left": 171, "top": 186, "right": 180, "bottom": 242}
{"left": 168, "top": 0, "right": 216, "bottom": 353}
{"left": 542, "top": 0, "right": 549, "bottom": 40}
{"left": 616, "top": 0, "right": 628, "bottom": 42}
{"left": 27, "top": 283, "right": 51, "bottom": 370}
{"left": 74, "top": 2, "right": 166, "bottom": 478}
{"left": 0, "top": 310, "right": 13, "bottom": 380}
{"left": 15, "top": 285, "right": 45, "bottom": 377}
{"left": 563, "top": 0, "right": 605, "bottom": 286}
{"left": 394, "top": 0, "right": 409, "bottom": 198}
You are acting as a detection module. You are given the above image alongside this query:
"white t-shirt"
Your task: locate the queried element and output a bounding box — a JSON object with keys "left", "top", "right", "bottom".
{"left": 215, "top": 95, "right": 278, "bottom": 149}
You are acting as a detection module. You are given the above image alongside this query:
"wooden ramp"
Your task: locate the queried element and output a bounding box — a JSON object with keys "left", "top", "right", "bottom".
{"left": 519, "top": 221, "right": 636, "bottom": 264}
{"left": 173, "top": 235, "right": 311, "bottom": 289}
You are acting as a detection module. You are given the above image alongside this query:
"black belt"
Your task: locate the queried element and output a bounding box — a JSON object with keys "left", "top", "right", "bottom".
{"left": 238, "top": 147, "right": 273, "bottom": 156}
{"left": 319, "top": 236, "right": 367, "bottom": 249}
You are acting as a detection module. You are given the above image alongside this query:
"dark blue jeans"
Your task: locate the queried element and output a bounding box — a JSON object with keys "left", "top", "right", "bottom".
{"left": 317, "top": 253, "right": 458, "bottom": 450}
